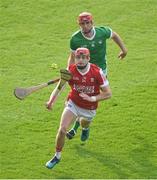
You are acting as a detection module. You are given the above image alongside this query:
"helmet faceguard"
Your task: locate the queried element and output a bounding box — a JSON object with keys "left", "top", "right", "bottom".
{"left": 75, "top": 48, "right": 90, "bottom": 70}
{"left": 78, "top": 12, "right": 93, "bottom": 24}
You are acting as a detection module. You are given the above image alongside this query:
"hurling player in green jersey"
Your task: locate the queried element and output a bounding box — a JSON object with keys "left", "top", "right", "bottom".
{"left": 66, "top": 12, "right": 127, "bottom": 140}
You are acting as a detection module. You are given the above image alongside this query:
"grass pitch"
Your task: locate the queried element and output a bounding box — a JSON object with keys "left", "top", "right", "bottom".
{"left": 0, "top": 0, "right": 157, "bottom": 179}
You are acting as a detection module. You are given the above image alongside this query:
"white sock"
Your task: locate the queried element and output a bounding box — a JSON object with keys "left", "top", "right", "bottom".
{"left": 82, "top": 127, "right": 89, "bottom": 130}
{"left": 55, "top": 152, "right": 61, "bottom": 159}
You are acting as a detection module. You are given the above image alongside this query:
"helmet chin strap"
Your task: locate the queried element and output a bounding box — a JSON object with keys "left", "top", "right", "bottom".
{"left": 77, "top": 63, "right": 88, "bottom": 70}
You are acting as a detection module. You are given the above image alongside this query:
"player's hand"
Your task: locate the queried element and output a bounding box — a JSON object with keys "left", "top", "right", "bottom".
{"left": 45, "top": 101, "right": 52, "bottom": 110}
{"left": 79, "top": 93, "right": 96, "bottom": 102}
{"left": 118, "top": 49, "right": 127, "bottom": 59}
{"left": 60, "top": 69, "right": 72, "bottom": 81}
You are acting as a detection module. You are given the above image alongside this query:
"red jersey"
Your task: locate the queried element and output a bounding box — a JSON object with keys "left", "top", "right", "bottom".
{"left": 68, "top": 63, "right": 109, "bottom": 110}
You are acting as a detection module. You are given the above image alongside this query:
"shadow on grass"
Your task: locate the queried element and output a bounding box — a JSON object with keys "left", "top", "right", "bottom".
{"left": 129, "top": 135, "right": 157, "bottom": 178}
{"left": 74, "top": 136, "right": 157, "bottom": 179}
{"left": 75, "top": 144, "right": 129, "bottom": 178}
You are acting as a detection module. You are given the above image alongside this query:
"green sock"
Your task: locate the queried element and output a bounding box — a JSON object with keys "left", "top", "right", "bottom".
{"left": 72, "top": 121, "right": 80, "bottom": 132}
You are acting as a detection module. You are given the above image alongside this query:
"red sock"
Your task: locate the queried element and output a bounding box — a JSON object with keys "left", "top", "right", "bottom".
{"left": 56, "top": 146, "right": 62, "bottom": 152}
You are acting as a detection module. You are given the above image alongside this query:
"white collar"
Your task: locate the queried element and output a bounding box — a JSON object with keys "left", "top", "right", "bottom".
{"left": 77, "top": 63, "right": 90, "bottom": 76}
{"left": 81, "top": 27, "right": 96, "bottom": 40}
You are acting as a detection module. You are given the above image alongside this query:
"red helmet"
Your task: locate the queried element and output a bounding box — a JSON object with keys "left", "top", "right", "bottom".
{"left": 78, "top": 12, "right": 93, "bottom": 24}
{"left": 75, "top": 48, "right": 90, "bottom": 57}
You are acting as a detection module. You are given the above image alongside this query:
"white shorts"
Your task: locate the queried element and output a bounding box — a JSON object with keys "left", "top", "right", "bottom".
{"left": 65, "top": 99, "right": 96, "bottom": 121}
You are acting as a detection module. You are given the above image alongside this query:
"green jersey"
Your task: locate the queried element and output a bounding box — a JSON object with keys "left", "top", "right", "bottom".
{"left": 70, "top": 26, "right": 112, "bottom": 70}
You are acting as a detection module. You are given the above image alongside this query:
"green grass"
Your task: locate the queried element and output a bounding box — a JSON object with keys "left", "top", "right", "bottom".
{"left": 0, "top": 0, "right": 157, "bottom": 178}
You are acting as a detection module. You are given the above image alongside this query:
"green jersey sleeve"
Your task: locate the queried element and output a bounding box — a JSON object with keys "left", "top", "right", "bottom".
{"left": 100, "top": 26, "right": 112, "bottom": 39}
{"left": 70, "top": 36, "right": 77, "bottom": 51}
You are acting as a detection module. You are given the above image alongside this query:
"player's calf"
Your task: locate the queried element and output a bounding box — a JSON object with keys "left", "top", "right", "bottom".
{"left": 66, "top": 121, "right": 80, "bottom": 139}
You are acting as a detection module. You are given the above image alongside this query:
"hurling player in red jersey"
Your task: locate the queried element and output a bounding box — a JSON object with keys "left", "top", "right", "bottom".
{"left": 45, "top": 48, "right": 112, "bottom": 169}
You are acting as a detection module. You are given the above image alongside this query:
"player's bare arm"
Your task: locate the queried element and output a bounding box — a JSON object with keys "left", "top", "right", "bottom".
{"left": 67, "top": 52, "right": 75, "bottom": 68}
{"left": 111, "top": 31, "right": 127, "bottom": 59}
{"left": 46, "top": 69, "right": 72, "bottom": 110}
{"left": 79, "top": 85, "right": 112, "bottom": 102}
